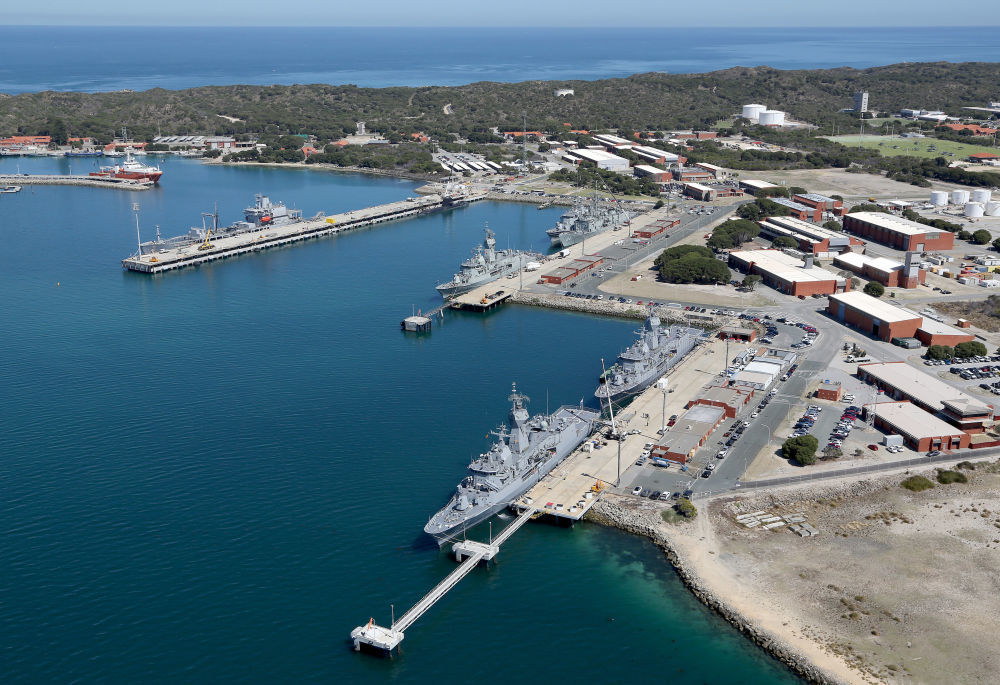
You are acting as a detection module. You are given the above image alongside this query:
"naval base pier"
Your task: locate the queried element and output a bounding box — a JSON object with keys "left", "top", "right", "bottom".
{"left": 123, "top": 193, "right": 485, "bottom": 274}
{"left": 351, "top": 507, "right": 535, "bottom": 655}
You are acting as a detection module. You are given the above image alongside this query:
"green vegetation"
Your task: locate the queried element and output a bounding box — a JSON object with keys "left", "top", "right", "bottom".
{"left": 825, "top": 134, "right": 998, "bottom": 161}
{"left": 900, "top": 475, "right": 935, "bottom": 492}
{"left": 900, "top": 208, "right": 965, "bottom": 234}
{"left": 741, "top": 274, "right": 762, "bottom": 291}
{"left": 822, "top": 446, "right": 843, "bottom": 459}
{"left": 654, "top": 245, "right": 731, "bottom": 284}
{"left": 782, "top": 435, "right": 819, "bottom": 466}
{"left": 863, "top": 282, "right": 885, "bottom": 298}
{"left": 926, "top": 344, "right": 954, "bottom": 360}
{"left": 675, "top": 498, "right": 698, "bottom": 519}
{"left": 954, "top": 341, "right": 988, "bottom": 358}
{"left": 706, "top": 218, "right": 761, "bottom": 250}
{"left": 956, "top": 461, "right": 977, "bottom": 470}
{"left": 548, "top": 164, "right": 660, "bottom": 197}
{"left": 771, "top": 235, "right": 799, "bottom": 249}
{"left": 936, "top": 469, "right": 968, "bottom": 484}
{"left": 822, "top": 220, "right": 842, "bottom": 231}
{"left": 972, "top": 229, "right": 992, "bottom": 245}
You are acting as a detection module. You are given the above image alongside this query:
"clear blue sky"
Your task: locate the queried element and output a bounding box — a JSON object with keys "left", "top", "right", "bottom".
{"left": 5, "top": 0, "right": 987, "bottom": 26}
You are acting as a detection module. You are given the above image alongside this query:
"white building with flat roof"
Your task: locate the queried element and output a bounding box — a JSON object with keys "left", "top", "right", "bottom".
{"left": 567, "top": 148, "right": 630, "bottom": 172}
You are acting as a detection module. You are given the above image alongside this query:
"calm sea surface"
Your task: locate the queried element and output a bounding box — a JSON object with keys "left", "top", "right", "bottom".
{"left": 0, "top": 26, "right": 996, "bottom": 93}
{"left": 0, "top": 157, "right": 800, "bottom": 682}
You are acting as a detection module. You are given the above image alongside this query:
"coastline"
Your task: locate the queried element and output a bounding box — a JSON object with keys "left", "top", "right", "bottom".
{"left": 203, "top": 158, "right": 441, "bottom": 183}
{"left": 586, "top": 494, "right": 852, "bottom": 685}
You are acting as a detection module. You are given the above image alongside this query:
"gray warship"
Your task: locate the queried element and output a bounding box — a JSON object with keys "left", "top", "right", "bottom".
{"left": 435, "top": 226, "right": 541, "bottom": 299}
{"left": 424, "top": 384, "right": 600, "bottom": 544}
{"left": 137, "top": 194, "right": 303, "bottom": 254}
{"left": 546, "top": 194, "right": 633, "bottom": 248}
{"left": 596, "top": 315, "right": 702, "bottom": 404}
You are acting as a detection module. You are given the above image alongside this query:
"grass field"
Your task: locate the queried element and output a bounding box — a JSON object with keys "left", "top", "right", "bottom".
{"left": 824, "top": 134, "right": 998, "bottom": 160}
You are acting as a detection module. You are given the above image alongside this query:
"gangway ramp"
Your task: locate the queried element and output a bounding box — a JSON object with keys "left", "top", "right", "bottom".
{"left": 351, "top": 507, "right": 535, "bottom": 655}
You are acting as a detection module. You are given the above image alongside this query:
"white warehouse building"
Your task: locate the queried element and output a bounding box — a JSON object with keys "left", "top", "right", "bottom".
{"left": 568, "top": 148, "right": 630, "bottom": 172}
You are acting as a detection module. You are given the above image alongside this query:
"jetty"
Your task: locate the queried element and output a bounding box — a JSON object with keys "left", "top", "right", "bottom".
{"left": 0, "top": 174, "right": 153, "bottom": 191}
{"left": 351, "top": 507, "right": 536, "bottom": 655}
{"left": 122, "top": 193, "right": 484, "bottom": 274}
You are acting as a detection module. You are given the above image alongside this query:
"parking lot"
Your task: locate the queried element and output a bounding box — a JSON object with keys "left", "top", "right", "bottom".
{"left": 927, "top": 354, "right": 1000, "bottom": 396}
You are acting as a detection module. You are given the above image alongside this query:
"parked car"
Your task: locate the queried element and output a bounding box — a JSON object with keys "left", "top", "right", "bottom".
{"left": 631, "top": 486, "right": 642, "bottom": 495}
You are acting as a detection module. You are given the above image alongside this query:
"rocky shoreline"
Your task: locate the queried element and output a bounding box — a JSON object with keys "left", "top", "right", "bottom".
{"left": 586, "top": 495, "right": 848, "bottom": 685}
{"left": 204, "top": 158, "right": 440, "bottom": 182}
{"left": 510, "top": 292, "right": 724, "bottom": 332}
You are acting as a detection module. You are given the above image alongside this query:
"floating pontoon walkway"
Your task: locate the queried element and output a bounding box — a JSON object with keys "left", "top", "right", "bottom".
{"left": 351, "top": 507, "right": 535, "bottom": 655}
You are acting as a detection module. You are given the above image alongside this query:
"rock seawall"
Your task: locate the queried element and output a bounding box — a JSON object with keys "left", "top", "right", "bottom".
{"left": 587, "top": 496, "right": 848, "bottom": 685}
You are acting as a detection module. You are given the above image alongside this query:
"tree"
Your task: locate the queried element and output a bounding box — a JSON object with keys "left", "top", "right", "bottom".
{"left": 653, "top": 199, "right": 664, "bottom": 209}
{"left": 788, "top": 186, "right": 807, "bottom": 196}
{"left": 675, "top": 498, "right": 697, "bottom": 518}
{"left": 742, "top": 274, "right": 762, "bottom": 291}
{"left": 992, "top": 237, "right": 1000, "bottom": 252}
{"left": 958, "top": 230, "right": 973, "bottom": 241}
{"left": 822, "top": 220, "right": 842, "bottom": 231}
{"left": 954, "top": 341, "right": 988, "bottom": 358}
{"left": 850, "top": 277, "right": 861, "bottom": 289}
{"left": 771, "top": 235, "right": 798, "bottom": 249}
{"left": 926, "top": 344, "right": 954, "bottom": 360}
{"left": 782, "top": 435, "right": 819, "bottom": 465}
{"left": 863, "top": 281, "right": 885, "bottom": 298}
{"left": 972, "top": 229, "right": 992, "bottom": 245}
{"left": 822, "top": 446, "right": 843, "bottom": 459}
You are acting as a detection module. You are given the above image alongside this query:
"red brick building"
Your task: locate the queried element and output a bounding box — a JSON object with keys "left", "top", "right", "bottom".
{"left": 832, "top": 252, "right": 926, "bottom": 288}
{"left": 769, "top": 197, "right": 824, "bottom": 222}
{"left": 828, "top": 291, "right": 922, "bottom": 341}
{"left": 843, "top": 212, "right": 955, "bottom": 252}
{"left": 688, "top": 385, "right": 754, "bottom": 418}
{"left": 793, "top": 193, "right": 845, "bottom": 216}
{"left": 729, "top": 250, "right": 849, "bottom": 297}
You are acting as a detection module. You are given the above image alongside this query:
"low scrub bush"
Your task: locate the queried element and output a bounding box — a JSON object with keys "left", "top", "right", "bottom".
{"left": 900, "top": 475, "right": 935, "bottom": 492}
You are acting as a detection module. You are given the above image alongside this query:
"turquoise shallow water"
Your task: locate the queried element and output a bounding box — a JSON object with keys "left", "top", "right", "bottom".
{"left": 0, "top": 157, "right": 799, "bottom": 683}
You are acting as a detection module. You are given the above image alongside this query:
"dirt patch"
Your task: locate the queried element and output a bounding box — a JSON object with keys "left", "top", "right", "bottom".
{"left": 933, "top": 299, "right": 1000, "bottom": 333}
{"left": 742, "top": 168, "right": 962, "bottom": 201}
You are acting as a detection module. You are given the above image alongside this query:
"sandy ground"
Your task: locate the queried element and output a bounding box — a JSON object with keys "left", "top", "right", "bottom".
{"left": 664, "top": 462, "right": 1000, "bottom": 684}
{"left": 745, "top": 169, "right": 963, "bottom": 201}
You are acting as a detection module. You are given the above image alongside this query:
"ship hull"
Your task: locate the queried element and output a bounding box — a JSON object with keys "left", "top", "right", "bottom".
{"left": 424, "top": 406, "right": 597, "bottom": 544}
{"left": 89, "top": 170, "right": 162, "bottom": 184}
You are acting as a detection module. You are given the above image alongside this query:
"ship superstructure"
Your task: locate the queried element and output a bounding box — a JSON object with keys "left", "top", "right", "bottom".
{"left": 424, "top": 384, "right": 599, "bottom": 543}
{"left": 436, "top": 226, "right": 540, "bottom": 299}
{"left": 546, "top": 190, "right": 632, "bottom": 248}
{"left": 596, "top": 315, "right": 702, "bottom": 404}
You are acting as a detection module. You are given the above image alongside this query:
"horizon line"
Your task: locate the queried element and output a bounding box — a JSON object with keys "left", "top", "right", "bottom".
{"left": 2, "top": 23, "right": 997, "bottom": 29}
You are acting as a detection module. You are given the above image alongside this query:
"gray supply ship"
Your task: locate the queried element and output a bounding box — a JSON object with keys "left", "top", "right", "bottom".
{"left": 436, "top": 226, "right": 541, "bottom": 299}
{"left": 424, "top": 384, "right": 600, "bottom": 544}
{"left": 546, "top": 194, "right": 632, "bottom": 248}
{"left": 596, "top": 315, "right": 702, "bottom": 404}
{"left": 137, "top": 194, "right": 303, "bottom": 255}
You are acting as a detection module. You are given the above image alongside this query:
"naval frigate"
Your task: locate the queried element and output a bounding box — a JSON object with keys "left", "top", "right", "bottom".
{"left": 596, "top": 314, "right": 702, "bottom": 405}
{"left": 424, "top": 384, "right": 600, "bottom": 544}
{"left": 546, "top": 193, "right": 633, "bottom": 248}
{"left": 435, "top": 226, "right": 541, "bottom": 299}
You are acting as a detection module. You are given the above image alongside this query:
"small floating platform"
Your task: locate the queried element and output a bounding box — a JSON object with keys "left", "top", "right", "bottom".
{"left": 401, "top": 315, "right": 432, "bottom": 332}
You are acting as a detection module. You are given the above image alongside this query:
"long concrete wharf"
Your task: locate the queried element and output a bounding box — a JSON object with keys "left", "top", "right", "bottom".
{"left": 351, "top": 507, "right": 535, "bottom": 655}
{"left": 0, "top": 173, "right": 153, "bottom": 191}
{"left": 123, "top": 193, "right": 482, "bottom": 274}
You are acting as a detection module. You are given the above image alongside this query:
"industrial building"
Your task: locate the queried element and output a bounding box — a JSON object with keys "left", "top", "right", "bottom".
{"left": 792, "top": 193, "right": 845, "bottom": 215}
{"left": 912, "top": 318, "right": 976, "bottom": 347}
{"left": 633, "top": 165, "right": 672, "bottom": 182}
{"left": 632, "top": 145, "right": 680, "bottom": 165}
{"left": 729, "top": 250, "right": 849, "bottom": 297}
{"left": 566, "top": 148, "right": 631, "bottom": 172}
{"left": 864, "top": 401, "right": 970, "bottom": 452}
{"left": 672, "top": 165, "right": 715, "bottom": 182}
{"left": 718, "top": 326, "right": 756, "bottom": 341}
{"left": 693, "top": 162, "right": 725, "bottom": 179}
{"left": 633, "top": 218, "right": 679, "bottom": 239}
{"left": 758, "top": 215, "right": 864, "bottom": 257}
{"left": 832, "top": 252, "right": 925, "bottom": 288}
{"left": 827, "top": 291, "right": 922, "bottom": 341}
{"left": 739, "top": 179, "right": 779, "bottom": 194}
{"left": 769, "top": 197, "right": 823, "bottom": 222}
{"left": 592, "top": 133, "right": 633, "bottom": 148}
{"left": 856, "top": 362, "right": 993, "bottom": 432}
{"left": 653, "top": 404, "right": 726, "bottom": 462}
{"left": 853, "top": 91, "right": 869, "bottom": 113}
{"left": 684, "top": 182, "right": 715, "bottom": 201}
{"left": 815, "top": 380, "right": 843, "bottom": 401}
{"left": 688, "top": 384, "right": 754, "bottom": 418}
{"left": 539, "top": 255, "right": 605, "bottom": 285}
{"left": 843, "top": 211, "right": 955, "bottom": 252}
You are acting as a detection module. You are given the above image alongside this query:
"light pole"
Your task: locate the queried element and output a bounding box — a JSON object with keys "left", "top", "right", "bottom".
{"left": 657, "top": 378, "right": 669, "bottom": 433}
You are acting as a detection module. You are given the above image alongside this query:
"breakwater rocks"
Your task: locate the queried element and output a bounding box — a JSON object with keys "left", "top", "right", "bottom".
{"left": 587, "top": 496, "right": 847, "bottom": 685}
{"left": 510, "top": 292, "right": 722, "bottom": 333}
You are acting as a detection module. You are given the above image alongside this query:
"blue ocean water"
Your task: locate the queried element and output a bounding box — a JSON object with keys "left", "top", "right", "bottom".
{"left": 0, "top": 25, "right": 995, "bottom": 93}
{"left": 0, "top": 157, "right": 800, "bottom": 683}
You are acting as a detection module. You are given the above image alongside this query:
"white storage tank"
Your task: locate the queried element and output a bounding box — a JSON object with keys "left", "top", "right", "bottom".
{"left": 929, "top": 190, "right": 949, "bottom": 206}
{"left": 952, "top": 189, "right": 971, "bottom": 204}
{"left": 742, "top": 104, "right": 767, "bottom": 121}
{"left": 986, "top": 201, "right": 1000, "bottom": 217}
{"left": 758, "top": 110, "right": 785, "bottom": 126}
{"left": 965, "top": 202, "right": 985, "bottom": 218}
{"left": 972, "top": 189, "right": 992, "bottom": 204}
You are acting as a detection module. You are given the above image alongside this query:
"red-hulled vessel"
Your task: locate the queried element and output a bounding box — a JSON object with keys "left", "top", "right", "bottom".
{"left": 89, "top": 149, "right": 163, "bottom": 184}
